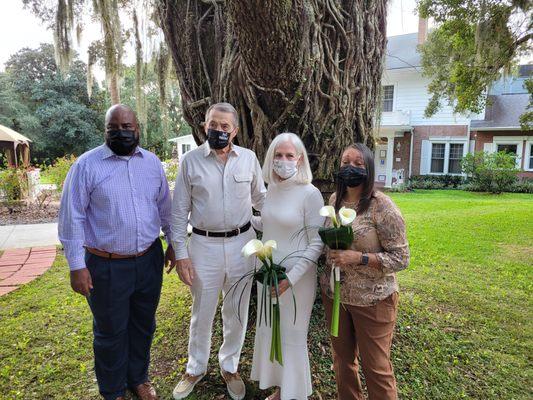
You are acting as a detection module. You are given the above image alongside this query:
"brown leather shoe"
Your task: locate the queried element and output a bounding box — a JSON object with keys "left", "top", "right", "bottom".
{"left": 132, "top": 381, "right": 158, "bottom": 400}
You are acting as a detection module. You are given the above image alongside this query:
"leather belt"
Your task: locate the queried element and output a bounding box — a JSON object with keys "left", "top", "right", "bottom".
{"left": 85, "top": 239, "right": 157, "bottom": 259}
{"left": 192, "top": 221, "right": 251, "bottom": 238}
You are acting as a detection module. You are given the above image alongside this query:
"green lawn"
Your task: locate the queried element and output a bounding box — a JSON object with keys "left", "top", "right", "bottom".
{"left": 0, "top": 190, "right": 531, "bottom": 399}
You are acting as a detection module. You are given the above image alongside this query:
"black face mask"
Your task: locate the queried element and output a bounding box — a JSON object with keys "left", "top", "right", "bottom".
{"left": 207, "top": 128, "right": 230, "bottom": 150}
{"left": 336, "top": 165, "right": 368, "bottom": 187}
{"left": 106, "top": 129, "right": 138, "bottom": 156}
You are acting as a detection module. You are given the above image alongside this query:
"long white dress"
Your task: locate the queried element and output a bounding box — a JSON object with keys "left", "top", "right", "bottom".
{"left": 250, "top": 174, "right": 325, "bottom": 400}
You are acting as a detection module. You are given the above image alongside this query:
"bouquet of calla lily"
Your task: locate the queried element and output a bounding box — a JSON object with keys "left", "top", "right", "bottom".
{"left": 226, "top": 239, "right": 298, "bottom": 365}
{"left": 318, "top": 205, "right": 357, "bottom": 337}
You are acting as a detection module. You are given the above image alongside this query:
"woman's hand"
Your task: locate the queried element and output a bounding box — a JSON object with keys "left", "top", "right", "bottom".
{"left": 270, "top": 279, "right": 290, "bottom": 297}
{"left": 329, "top": 250, "right": 362, "bottom": 268}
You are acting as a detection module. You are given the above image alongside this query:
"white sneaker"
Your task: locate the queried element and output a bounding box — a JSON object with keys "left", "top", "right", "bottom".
{"left": 172, "top": 372, "right": 205, "bottom": 399}
{"left": 221, "top": 369, "right": 246, "bottom": 400}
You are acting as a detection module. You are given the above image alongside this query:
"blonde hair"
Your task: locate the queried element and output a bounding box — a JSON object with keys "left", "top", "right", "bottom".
{"left": 262, "top": 133, "right": 313, "bottom": 185}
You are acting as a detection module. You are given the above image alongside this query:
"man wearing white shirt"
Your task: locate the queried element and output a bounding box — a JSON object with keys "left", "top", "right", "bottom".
{"left": 170, "top": 102, "right": 266, "bottom": 400}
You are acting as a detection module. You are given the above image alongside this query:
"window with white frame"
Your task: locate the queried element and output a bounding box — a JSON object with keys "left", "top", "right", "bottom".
{"left": 430, "top": 143, "right": 445, "bottom": 173}
{"left": 492, "top": 136, "right": 524, "bottom": 169}
{"left": 448, "top": 143, "right": 464, "bottom": 174}
{"left": 382, "top": 85, "right": 394, "bottom": 112}
{"left": 182, "top": 144, "right": 191, "bottom": 154}
{"left": 424, "top": 140, "right": 466, "bottom": 175}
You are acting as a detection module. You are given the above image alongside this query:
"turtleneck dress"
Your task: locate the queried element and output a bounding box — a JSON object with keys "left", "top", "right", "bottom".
{"left": 250, "top": 174, "right": 325, "bottom": 400}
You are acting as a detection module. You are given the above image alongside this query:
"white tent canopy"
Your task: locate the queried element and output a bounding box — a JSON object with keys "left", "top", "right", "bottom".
{"left": 0, "top": 124, "right": 32, "bottom": 143}
{"left": 0, "top": 124, "right": 31, "bottom": 167}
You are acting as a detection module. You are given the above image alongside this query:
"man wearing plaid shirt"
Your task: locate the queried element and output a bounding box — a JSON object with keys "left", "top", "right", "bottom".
{"left": 58, "top": 104, "right": 175, "bottom": 400}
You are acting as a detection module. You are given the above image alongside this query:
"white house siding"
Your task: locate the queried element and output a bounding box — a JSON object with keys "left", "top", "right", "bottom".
{"left": 380, "top": 69, "right": 480, "bottom": 176}
{"left": 381, "top": 69, "right": 478, "bottom": 126}
{"left": 169, "top": 134, "right": 198, "bottom": 160}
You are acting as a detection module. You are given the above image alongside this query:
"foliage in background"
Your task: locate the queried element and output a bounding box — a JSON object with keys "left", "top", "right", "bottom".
{"left": 418, "top": 0, "right": 532, "bottom": 117}
{"left": 507, "top": 179, "right": 533, "bottom": 194}
{"left": 163, "top": 159, "right": 178, "bottom": 188}
{"left": 0, "top": 41, "right": 187, "bottom": 163}
{"left": 1, "top": 44, "right": 104, "bottom": 164}
{"left": 120, "top": 64, "right": 190, "bottom": 159}
{"left": 0, "top": 168, "right": 29, "bottom": 203}
{"left": 41, "top": 155, "right": 77, "bottom": 192}
{"left": 0, "top": 73, "right": 39, "bottom": 136}
{"left": 461, "top": 151, "right": 519, "bottom": 193}
{"left": 16, "top": 0, "right": 190, "bottom": 161}
{"left": 409, "top": 174, "right": 466, "bottom": 190}
{"left": 519, "top": 77, "right": 533, "bottom": 130}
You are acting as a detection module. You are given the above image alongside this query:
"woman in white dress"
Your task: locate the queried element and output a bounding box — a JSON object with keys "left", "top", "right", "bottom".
{"left": 250, "top": 133, "right": 325, "bottom": 400}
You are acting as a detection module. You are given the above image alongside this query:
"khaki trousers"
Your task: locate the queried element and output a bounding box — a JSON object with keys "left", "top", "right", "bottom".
{"left": 322, "top": 290, "right": 399, "bottom": 400}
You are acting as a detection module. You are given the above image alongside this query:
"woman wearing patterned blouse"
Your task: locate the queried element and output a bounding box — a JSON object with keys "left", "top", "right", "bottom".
{"left": 321, "top": 143, "right": 410, "bottom": 400}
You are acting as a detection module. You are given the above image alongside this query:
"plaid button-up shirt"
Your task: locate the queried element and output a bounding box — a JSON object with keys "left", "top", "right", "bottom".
{"left": 58, "top": 144, "right": 171, "bottom": 271}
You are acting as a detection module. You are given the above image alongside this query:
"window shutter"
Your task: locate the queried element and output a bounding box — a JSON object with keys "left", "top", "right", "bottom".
{"left": 483, "top": 142, "right": 493, "bottom": 153}
{"left": 420, "top": 140, "right": 431, "bottom": 175}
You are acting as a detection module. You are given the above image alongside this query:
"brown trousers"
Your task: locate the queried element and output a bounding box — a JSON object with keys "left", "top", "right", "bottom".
{"left": 322, "top": 290, "right": 399, "bottom": 400}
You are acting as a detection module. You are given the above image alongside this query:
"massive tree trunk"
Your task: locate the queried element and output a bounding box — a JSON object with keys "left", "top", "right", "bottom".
{"left": 157, "top": 0, "right": 388, "bottom": 180}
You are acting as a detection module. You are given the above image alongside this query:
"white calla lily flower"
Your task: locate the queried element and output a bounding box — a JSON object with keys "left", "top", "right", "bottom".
{"left": 242, "top": 239, "right": 277, "bottom": 261}
{"left": 261, "top": 240, "right": 277, "bottom": 259}
{"left": 242, "top": 239, "right": 265, "bottom": 259}
{"left": 319, "top": 205, "right": 335, "bottom": 218}
{"left": 320, "top": 205, "right": 339, "bottom": 227}
{"left": 339, "top": 206, "right": 357, "bottom": 226}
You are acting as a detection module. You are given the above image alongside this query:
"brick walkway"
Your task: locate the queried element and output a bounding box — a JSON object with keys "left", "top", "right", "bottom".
{"left": 0, "top": 246, "right": 57, "bottom": 296}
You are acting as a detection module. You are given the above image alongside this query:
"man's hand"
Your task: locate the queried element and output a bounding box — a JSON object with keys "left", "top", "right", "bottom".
{"left": 175, "top": 258, "right": 195, "bottom": 286}
{"left": 70, "top": 268, "right": 93, "bottom": 296}
{"left": 270, "top": 279, "right": 290, "bottom": 297}
{"left": 164, "top": 245, "right": 177, "bottom": 273}
{"left": 329, "top": 250, "right": 362, "bottom": 269}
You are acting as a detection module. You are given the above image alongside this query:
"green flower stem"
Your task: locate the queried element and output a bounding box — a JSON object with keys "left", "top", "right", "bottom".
{"left": 275, "top": 303, "right": 283, "bottom": 365}
{"left": 331, "top": 267, "right": 341, "bottom": 337}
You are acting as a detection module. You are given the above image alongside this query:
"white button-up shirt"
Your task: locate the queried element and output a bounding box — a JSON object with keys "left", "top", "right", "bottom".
{"left": 171, "top": 142, "right": 267, "bottom": 260}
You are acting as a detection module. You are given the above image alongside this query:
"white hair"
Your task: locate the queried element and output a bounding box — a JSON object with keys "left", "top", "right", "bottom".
{"left": 205, "top": 102, "right": 239, "bottom": 127}
{"left": 262, "top": 132, "right": 313, "bottom": 185}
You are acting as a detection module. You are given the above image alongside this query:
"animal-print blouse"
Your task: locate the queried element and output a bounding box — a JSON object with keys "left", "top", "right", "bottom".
{"left": 320, "top": 191, "right": 410, "bottom": 306}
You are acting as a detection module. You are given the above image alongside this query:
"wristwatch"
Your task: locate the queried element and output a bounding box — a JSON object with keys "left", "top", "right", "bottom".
{"left": 361, "top": 253, "right": 369, "bottom": 265}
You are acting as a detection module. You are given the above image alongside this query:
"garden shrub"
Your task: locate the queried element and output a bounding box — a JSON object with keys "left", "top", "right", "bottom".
{"left": 0, "top": 167, "right": 28, "bottom": 203}
{"left": 461, "top": 151, "right": 518, "bottom": 194}
{"left": 42, "top": 155, "right": 77, "bottom": 191}
{"left": 509, "top": 179, "right": 533, "bottom": 194}
{"left": 164, "top": 159, "right": 179, "bottom": 187}
{"left": 408, "top": 175, "right": 465, "bottom": 190}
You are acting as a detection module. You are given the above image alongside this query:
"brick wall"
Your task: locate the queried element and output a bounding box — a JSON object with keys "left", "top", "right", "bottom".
{"left": 411, "top": 125, "right": 469, "bottom": 175}
{"left": 471, "top": 130, "right": 533, "bottom": 176}
{"left": 472, "top": 131, "right": 495, "bottom": 152}
{"left": 393, "top": 133, "right": 412, "bottom": 177}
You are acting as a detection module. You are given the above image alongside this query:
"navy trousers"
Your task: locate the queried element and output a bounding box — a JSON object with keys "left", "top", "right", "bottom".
{"left": 85, "top": 239, "right": 164, "bottom": 400}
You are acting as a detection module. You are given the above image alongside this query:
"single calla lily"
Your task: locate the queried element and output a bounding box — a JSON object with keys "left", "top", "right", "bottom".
{"left": 319, "top": 205, "right": 339, "bottom": 227}
{"left": 242, "top": 239, "right": 265, "bottom": 259}
{"left": 260, "top": 240, "right": 277, "bottom": 259}
{"left": 242, "top": 239, "right": 278, "bottom": 261}
{"left": 339, "top": 207, "right": 357, "bottom": 226}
